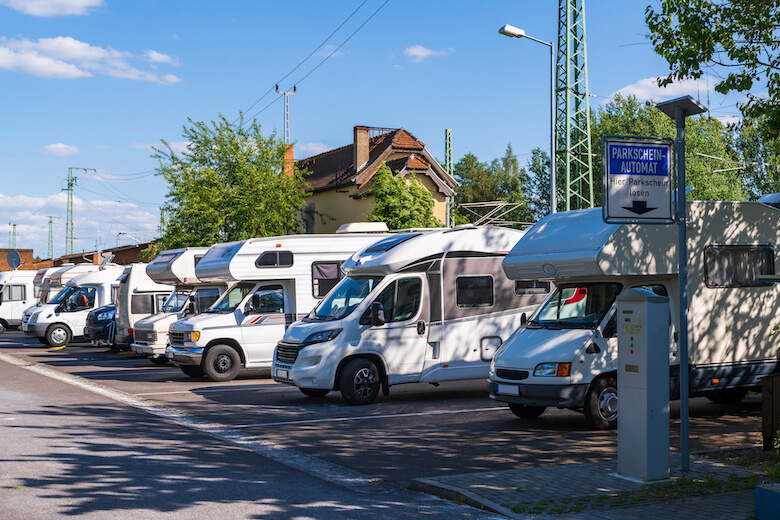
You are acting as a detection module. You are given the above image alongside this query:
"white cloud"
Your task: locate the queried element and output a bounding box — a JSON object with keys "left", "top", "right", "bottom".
{"left": 0, "top": 36, "right": 181, "bottom": 84}
{"left": 606, "top": 76, "right": 716, "bottom": 104}
{"left": 297, "top": 142, "right": 334, "bottom": 158}
{"left": 0, "top": 0, "right": 104, "bottom": 17}
{"left": 715, "top": 115, "right": 742, "bottom": 127}
{"left": 168, "top": 141, "right": 191, "bottom": 155}
{"left": 93, "top": 144, "right": 109, "bottom": 150}
{"left": 403, "top": 45, "right": 452, "bottom": 63}
{"left": 37, "top": 143, "right": 79, "bottom": 157}
{"left": 132, "top": 142, "right": 154, "bottom": 151}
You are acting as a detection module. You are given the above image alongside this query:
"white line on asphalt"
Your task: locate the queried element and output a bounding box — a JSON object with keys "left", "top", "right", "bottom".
{"left": 135, "top": 385, "right": 276, "bottom": 396}
{"left": 0, "top": 350, "right": 387, "bottom": 493}
{"left": 71, "top": 368, "right": 184, "bottom": 378}
{"left": 233, "top": 406, "right": 507, "bottom": 428}
{"left": 40, "top": 358, "right": 152, "bottom": 365}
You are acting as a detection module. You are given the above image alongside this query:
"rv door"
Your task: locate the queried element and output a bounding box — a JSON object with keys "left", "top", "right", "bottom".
{"left": 240, "top": 283, "right": 290, "bottom": 365}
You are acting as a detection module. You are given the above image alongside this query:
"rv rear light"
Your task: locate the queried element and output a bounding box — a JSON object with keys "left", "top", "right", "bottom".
{"left": 711, "top": 378, "right": 720, "bottom": 384}
{"left": 128, "top": 328, "right": 133, "bottom": 336}
{"left": 302, "top": 328, "right": 342, "bottom": 345}
{"left": 190, "top": 331, "right": 201, "bottom": 342}
{"left": 534, "top": 362, "right": 571, "bottom": 377}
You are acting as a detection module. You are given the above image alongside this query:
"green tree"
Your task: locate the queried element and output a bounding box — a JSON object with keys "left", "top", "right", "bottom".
{"left": 591, "top": 94, "right": 744, "bottom": 202}
{"left": 367, "top": 163, "right": 440, "bottom": 229}
{"left": 734, "top": 118, "right": 780, "bottom": 200}
{"left": 154, "top": 114, "right": 310, "bottom": 248}
{"left": 525, "top": 148, "right": 553, "bottom": 219}
{"left": 646, "top": 1, "right": 780, "bottom": 136}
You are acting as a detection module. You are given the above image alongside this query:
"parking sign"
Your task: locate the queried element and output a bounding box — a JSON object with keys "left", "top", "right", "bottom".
{"left": 603, "top": 137, "right": 674, "bottom": 224}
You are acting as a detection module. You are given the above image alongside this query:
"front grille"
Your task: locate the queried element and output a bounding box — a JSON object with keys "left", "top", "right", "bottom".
{"left": 134, "top": 330, "right": 157, "bottom": 343}
{"left": 170, "top": 332, "right": 186, "bottom": 345}
{"left": 496, "top": 369, "right": 529, "bottom": 381}
{"left": 276, "top": 343, "right": 303, "bottom": 364}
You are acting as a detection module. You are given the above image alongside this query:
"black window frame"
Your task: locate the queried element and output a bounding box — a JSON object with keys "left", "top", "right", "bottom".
{"left": 704, "top": 244, "right": 775, "bottom": 288}
{"left": 255, "top": 250, "right": 294, "bottom": 268}
{"left": 456, "top": 275, "right": 494, "bottom": 308}
{"left": 514, "top": 279, "right": 551, "bottom": 295}
{"left": 311, "top": 261, "right": 344, "bottom": 298}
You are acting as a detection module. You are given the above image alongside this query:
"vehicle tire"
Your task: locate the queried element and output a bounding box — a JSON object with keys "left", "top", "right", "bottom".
{"left": 180, "top": 365, "right": 204, "bottom": 378}
{"left": 508, "top": 404, "right": 546, "bottom": 419}
{"left": 584, "top": 375, "right": 618, "bottom": 430}
{"left": 149, "top": 356, "right": 169, "bottom": 366}
{"left": 706, "top": 388, "right": 748, "bottom": 404}
{"left": 45, "top": 324, "right": 71, "bottom": 347}
{"left": 339, "top": 358, "right": 381, "bottom": 405}
{"left": 0, "top": 320, "right": 7, "bottom": 334}
{"left": 300, "top": 388, "right": 330, "bottom": 397}
{"left": 202, "top": 345, "right": 241, "bottom": 382}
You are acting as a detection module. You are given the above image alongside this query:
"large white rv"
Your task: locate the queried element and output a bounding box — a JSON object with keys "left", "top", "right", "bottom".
{"left": 132, "top": 248, "right": 228, "bottom": 364}
{"left": 0, "top": 270, "right": 37, "bottom": 333}
{"left": 272, "top": 226, "right": 552, "bottom": 404}
{"left": 489, "top": 200, "right": 780, "bottom": 429}
{"left": 32, "top": 267, "right": 61, "bottom": 302}
{"left": 112, "top": 264, "right": 175, "bottom": 349}
{"left": 166, "top": 230, "right": 390, "bottom": 381}
{"left": 28, "top": 265, "right": 124, "bottom": 346}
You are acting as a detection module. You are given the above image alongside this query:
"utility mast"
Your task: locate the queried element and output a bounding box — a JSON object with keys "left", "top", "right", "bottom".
{"left": 276, "top": 84, "right": 297, "bottom": 144}
{"left": 8, "top": 224, "right": 17, "bottom": 248}
{"left": 556, "top": 0, "right": 594, "bottom": 211}
{"left": 444, "top": 129, "right": 453, "bottom": 227}
{"left": 65, "top": 168, "right": 76, "bottom": 255}
{"left": 46, "top": 216, "right": 57, "bottom": 259}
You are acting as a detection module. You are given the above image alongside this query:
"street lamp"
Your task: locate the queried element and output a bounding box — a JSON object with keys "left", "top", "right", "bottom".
{"left": 499, "top": 24, "right": 557, "bottom": 213}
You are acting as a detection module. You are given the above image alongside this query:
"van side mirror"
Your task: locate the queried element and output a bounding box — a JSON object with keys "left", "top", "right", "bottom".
{"left": 520, "top": 313, "right": 527, "bottom": 326}
{"left": 370, "top": 302, "right": 385, "bottom": 327}
{"left": 186, "top": 301, "right": 196, "bottom": 315}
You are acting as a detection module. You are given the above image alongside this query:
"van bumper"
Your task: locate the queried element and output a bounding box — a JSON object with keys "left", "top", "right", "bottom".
{"left": 488, "top": 381, "right": 589, "bottom": 408}
{"left": 166, "top": 345, "right": 203, "bottom": 365}
{"left": 132, "top": 342, "right": 166, "bottom": 356}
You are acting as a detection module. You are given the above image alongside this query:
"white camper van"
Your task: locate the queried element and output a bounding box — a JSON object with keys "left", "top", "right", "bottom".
{"left": 112, "top": 264, "right": 175, "bottom": 349}
{"left": 489, "top": 200, "right": 780, "bottom": 429}
{"left": 272, "top": 226, "right": 552, "bottom": 404}
{"left": 132, "top": 248, "right": 228, "bottom": 364}
{"left": 0, "top": 270, "right": 37, "bottom": 333}
{"left": 166, "top": 230, "right": 391, "bottom": 381}
{"left": 22, "top": 263, "right": 100, "bottom": 334}
{"left": 32, "top": 267, "right": 61, "bottom": 302}
{"left": 29, "top": 265, "right": 124, "bottom": 346}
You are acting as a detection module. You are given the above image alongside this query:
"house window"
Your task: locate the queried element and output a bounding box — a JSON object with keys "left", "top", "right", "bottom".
{"left": 456, "top": 276, "right": 494, "bottom": 308}
{"left": 312, "top": 262, "right": 343, "bottom": 298}
{"left": 704, "top": 244, "right": 774, "bottom": 288}
{"left": 255, "top": 251, "right": 294, "bottom": 268}
{"left": 515, "top": 280, "right": 551, "bottom": 295}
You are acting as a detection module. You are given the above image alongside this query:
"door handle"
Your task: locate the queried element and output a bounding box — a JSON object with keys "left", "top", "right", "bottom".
{"left": 416, "top": 321, "right": 426, "bottom": 335}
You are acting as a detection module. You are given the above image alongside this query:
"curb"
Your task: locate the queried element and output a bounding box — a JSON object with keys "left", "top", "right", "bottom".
{"left": 409, "top": 477, "right": 529, "bottom": 519}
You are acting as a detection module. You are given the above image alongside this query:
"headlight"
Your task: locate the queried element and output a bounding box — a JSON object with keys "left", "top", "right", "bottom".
{"left": 533, "top": 362, "right": 571, "bottom": 377}
{"left": 30, "top": 313, "right": 39, "bottom": 324}
{"left": 302, "top": 328, "right": 342, "bottom": 345}
{"left": 96, "top": 311, "right": 115, "bottom": 321}
{"left": 190, "top": 331, "right": 201, "bottom": 342}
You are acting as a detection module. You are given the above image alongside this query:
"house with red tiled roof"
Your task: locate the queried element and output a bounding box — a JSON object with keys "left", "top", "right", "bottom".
{"left": 297, "top": 126, "right": 458, "bottom": 232}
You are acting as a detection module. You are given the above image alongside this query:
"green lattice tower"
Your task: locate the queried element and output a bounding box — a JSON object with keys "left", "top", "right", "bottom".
{"left": 556, "top": 0, "right": 594, "bottom": 211}
{"left": 47, "top": 216, "right": 55, "bottom": 259}
{"left": 10, "top": 224, "right": 17, "bottom": 249}
{"left": 66, "top": 168, "right": 75, "bottom": 255}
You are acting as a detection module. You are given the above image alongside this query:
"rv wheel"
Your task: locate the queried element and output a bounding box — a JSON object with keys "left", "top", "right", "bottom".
{"left": 706, "top": 388, "right": 748, "bottom": 404}
{"left": 180, "top": 365, "right": 204, "bottom": 378}
{"left": 300, "top": 388, "right": 330, "bottom": 397}
{"left": 0, "top": 320, "right": 6, "bottom": 334}
{"left": 340, "top": 358, "right": 380, "bottom": 405}
{"left": 508, "top": 404, "right": 546, "bottom": 419}
{"left": 584, "top": 375, "right": 618, "bottom": 430}
{"left": 45, "top": 324, "right": 71, "bottom": 347}
{"left": 203, "top": 345, "right": 241, "bottom": 382}
{"left": 149, "top": 356, "right": 169, "bottom": 366}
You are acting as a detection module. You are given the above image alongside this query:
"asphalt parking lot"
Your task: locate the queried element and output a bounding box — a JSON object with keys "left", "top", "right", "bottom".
{"left": 0, "top": 331, "right": 765, "bottom": 488}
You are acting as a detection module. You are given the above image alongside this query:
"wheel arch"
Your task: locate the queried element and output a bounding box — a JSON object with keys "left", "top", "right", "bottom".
{"left": 204, "top": 338, "right": 246, "bottom": 366}
{"left": 334, "top": 354, "right": 387, "bottom": 391}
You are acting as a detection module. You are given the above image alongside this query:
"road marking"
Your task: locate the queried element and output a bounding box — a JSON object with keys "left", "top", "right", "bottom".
{"left": 34, "top": 358, "right": 153, "bottom": 366}
{"left": 81, "top": 369, "right": 184, "bottom": 378}
{"left": 233, "top": 406, "right": 507, "bottom": 429}
{"left": 135, "top": 384, "right": 280, "bottom": 396}
{"left": 0, "top": 350, "right": 389, "bottom": 493}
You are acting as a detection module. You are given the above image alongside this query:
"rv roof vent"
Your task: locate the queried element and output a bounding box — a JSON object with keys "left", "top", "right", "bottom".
{"left": 758, "top": 193, "right": 780, "bottom": 209}
{"left": 336, "top": 222, "right": 389, "bottom": 234}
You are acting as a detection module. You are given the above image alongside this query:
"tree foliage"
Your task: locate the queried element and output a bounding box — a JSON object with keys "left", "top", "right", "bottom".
{"left": 367, "top": 163, "right": 440, "bottom": 229}
{"left": 154, "top": 114, "right": 310, "bottom": 248}
{"left": 734, "top": 118, "right": 780, "bottom": 199}
{"left": 646, "top": 1, "right": 780, "bottom": 136}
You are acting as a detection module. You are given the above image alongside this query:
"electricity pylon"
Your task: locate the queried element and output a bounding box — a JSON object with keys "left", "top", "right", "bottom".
{"left": 46, "top": 216, "right": 58, "bottom": 259}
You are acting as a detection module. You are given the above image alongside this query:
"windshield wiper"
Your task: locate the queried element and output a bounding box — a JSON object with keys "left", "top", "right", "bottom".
{"left": 525, "top": 319, "right": 546, "bottom": 329}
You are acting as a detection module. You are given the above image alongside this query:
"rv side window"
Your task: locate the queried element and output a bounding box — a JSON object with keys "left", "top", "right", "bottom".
{"left": 131, "top": 294, "right": 154, "bottom": 314}
{"left": 704, "top": 244, "right": 775, "bottom": 287}
{"left": 374, "top": 278, "right": 422, "bottom": 322}
{"left": 249, "top": 286, "right": 285, "bottom": 314}
{"left": 515, "top": 280, "right": 551, "bottom": 295}
{"left": 195, "top": 288, "right": 221, "bottom": 312}
{"left": 255, "top": 251, "right": 294, "bottom": 268}
{"left": 312, "top": 262, "right": 343, "bottom": 298}
{"left": 456, "top": 276, "right": 494, "bottom": 308}
{"left": 0, "top": 285, "right": 9, "bottom": 302}
{"left": 10, "top": 285, "right": 25, "bottom": 301}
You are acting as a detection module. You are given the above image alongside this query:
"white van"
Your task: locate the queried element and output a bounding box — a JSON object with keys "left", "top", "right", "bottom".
{"left": 489, "top": 200, "right": 780, "bottom": 429}
{"left": 113, "top": 264, "right": 175, "bottom": 350}
{"left": 132, "top": 248, "right": 228, "bottom": 364}
{"left": 166, "top": 229, "right": 391, "bottom": 381}
{"left": 21, "top": 263, "right": 100, "bottom": 335}
{"left": 272, "top": 226, "right": 552, "bottom": 404}
{"left": 0, "top": 270, "right": 37, "bottom": 334}
{"left": 29, "top": 265, "right": 124, "bottom": 346}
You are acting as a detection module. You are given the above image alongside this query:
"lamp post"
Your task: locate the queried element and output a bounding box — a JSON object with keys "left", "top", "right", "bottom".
{"left": 499, "top": 23, "right": 557, "bottom": 213}
{"left": 655, "top": 95, "right": 706, "bottom": 473}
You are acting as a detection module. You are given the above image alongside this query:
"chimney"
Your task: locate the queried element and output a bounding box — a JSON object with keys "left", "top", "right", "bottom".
{"left": 353, "top": 126, "right": 370, "bottom": 173}
{"left": 283, "top": 144, "right": 294, "bottom": 176}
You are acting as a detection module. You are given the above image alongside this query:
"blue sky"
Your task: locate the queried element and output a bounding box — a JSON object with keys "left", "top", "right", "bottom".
{"left": 0, "top": 0, "right": 742, "bottom": 258}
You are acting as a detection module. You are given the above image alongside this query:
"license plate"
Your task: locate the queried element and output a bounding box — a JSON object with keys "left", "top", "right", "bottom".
{"left": 496, "top": 384, "right": 519, "bottom": 396}
{"left": 274, "top": 368, "right": 288, "bottom": 379}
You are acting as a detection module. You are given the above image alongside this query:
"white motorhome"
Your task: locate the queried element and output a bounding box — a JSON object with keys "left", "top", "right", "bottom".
{"left": 32, "top": 267, "right": 61, "bottom": 302}
{"left": 29, "top": 265, "right": 124, "bottom": 346}
{"left": 272, "top": 226, "right": 552, "bottom": 404}
{"left": 21, "top": 263, "right": 100, "bottom": 334}
{"left": 489, "top": 200, "right": 780, "bottom": 429}
{"left": 112, "top": 263, "right": 175, "bottom": 350}
{"left": 166, "top": 229, "right": 391, "bottom": 381}
{"left": 0, "top": 270, "right": 37, "bottom": 334}
{"left": 132, "top": 248, "right": 228, "bottom": 364}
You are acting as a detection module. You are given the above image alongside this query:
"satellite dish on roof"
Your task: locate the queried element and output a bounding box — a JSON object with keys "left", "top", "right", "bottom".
{"left": 6, "top": 250, "right": 21, "bottom": 270}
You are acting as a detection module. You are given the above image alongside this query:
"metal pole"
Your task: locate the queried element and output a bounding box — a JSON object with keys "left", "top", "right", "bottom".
{"left": 675, "top": 106, "right": 690, "bottom": 473}
{"left": 550, "top": 42, "right": 557, "bottom": 213}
